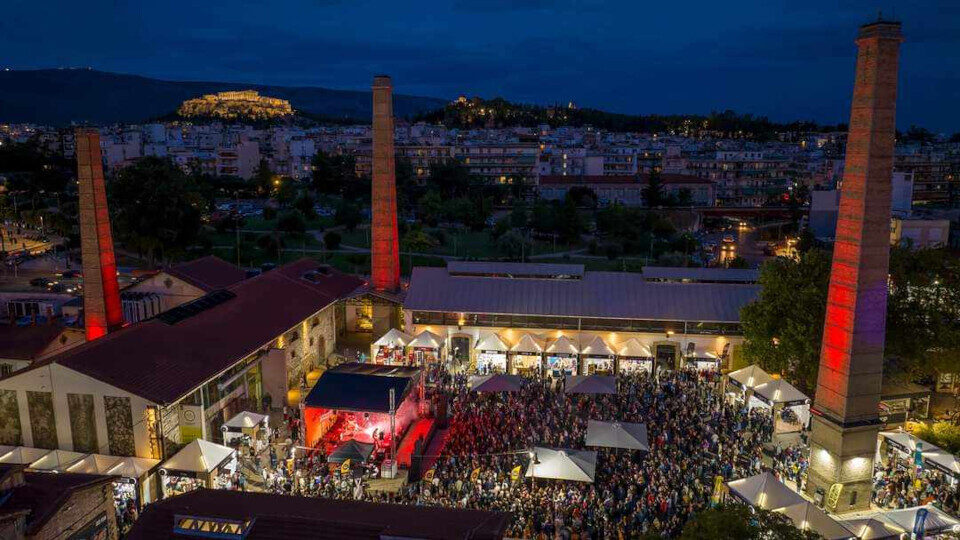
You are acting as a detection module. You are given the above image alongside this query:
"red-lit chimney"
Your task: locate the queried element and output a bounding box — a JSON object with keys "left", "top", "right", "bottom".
{"left": 370, "top": 75, "right": 401, "bottom": 291}
{"left": 75, "top": 128, "right": 123, "bottom": 340}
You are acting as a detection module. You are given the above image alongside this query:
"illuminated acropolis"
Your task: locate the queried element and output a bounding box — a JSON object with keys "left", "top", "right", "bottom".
{"left": 178, "top": 90, "right": 294, "bottom": 120}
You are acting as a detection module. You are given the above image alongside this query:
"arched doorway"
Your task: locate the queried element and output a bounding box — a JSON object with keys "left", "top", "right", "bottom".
{"left": 651, "top": 340, "right": 680, "bottom": 370}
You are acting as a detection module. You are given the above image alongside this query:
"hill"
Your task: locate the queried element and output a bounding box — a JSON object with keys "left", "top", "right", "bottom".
{"left": 0, "top": 69, "right": 447, "bottom": 125}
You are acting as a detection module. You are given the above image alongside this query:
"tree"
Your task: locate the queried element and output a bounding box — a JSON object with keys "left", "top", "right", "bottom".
{"left": 566, "top": 186, "right": 597, "bottom": 208}
{"left": 643, "top": 170, "right": 666, "bottom": 207}
{"left": 293, "top": 193, "right": 317, "bottom": 220}
{"left": 311, "top": 151, "right": 357, "bottom": 196}
{"left": 739, "top": 249, "right": 832, "bottom": 393}
{"left": 277, "top": 210, "right": 306, "bottom": 234}
{"left": 727, "top": 256, "right": 750, "bottom": 269}
{"left": 417, "top": 191, "right": 444, "bottom": 227}
{"left": 680, "top": 504, "right": 819, "bottom": 540}
{"left": 676, "top": 188, "right": 693, "bottom": 207}
{"left": 509, "top": 200, "right": 528, "bottom": 229}
{"left": 109, "top": 157, "right": 208, "bottom": 265}
{"left": 496, "top": 230, "right": 528, "bottom": 260}
{"left": 324, "top": 231, "right": 341, "bottom": 250}
{"left": 252, "top": 158, "right": 274, "bottom": 196}
{"left": 334, "top": 200, "right": 362, "bottom": 232}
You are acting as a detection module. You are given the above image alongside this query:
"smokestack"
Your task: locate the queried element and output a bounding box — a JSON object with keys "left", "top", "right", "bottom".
{"left": 370, "top": 75, "right": 401, "bottom": 291}
{"left": 75, "top": 128, "right": 123, "bottom": 340}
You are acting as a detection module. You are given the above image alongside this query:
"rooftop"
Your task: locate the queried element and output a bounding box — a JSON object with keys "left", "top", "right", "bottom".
{"left": 164, "top": 255, "right": 248, "bottom": 292}
{"left": 1, "top": 468, "right": 117, "bottom": 536}
{"left": 640, "top": 266, "right": 760, "bottom": 284}
{"left": 126, "top": 488, "right": 510, "bottom": 540}
{"left": 304, "top": 363, "right": 420, "bottom": 413}
{"left": 539, "top": 174, "right": 712, "bottom": 186}
{"left": 0, "top": 324, "right": 76, "bottom": 361}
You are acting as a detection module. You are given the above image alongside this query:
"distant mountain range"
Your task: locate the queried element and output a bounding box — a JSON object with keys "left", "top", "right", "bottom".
{"left": 0, "top": 69, "right": 448, "bottom": 126}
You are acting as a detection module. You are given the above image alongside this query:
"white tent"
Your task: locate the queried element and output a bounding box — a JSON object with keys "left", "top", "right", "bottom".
{"left": 772, "top": 501, "right": 854, "bottom": 540}
{"left": 409, "top": 330, "right": 443, "bottom": 349}
{"left": 65, "top": 454, "right": 122, "bottom": 475}
{"left": 104, "top": 456, "right": 160, "bottom": 479}
{"left": 224, "top": 411, "right": 268, "bottom": 430}
{"left": 545, "top": 335, "right": 579, "bottom": 355}
{"left": 727, "top": 364, "right": 774, "bottom": 391}
{"left": 726, "top": 471, "right": 804, "bottom": 510}
{"left": 526, "top": 447, "right": 597, "bottom": 483}
{"left": 753, "top": 379, "right": 809, "bottom": 406}
{"left": 511, "top": 334, "right": 545, "bottom": 354}
{"left": 585, "top": 420, "right": 648, "bottom": 451}
{"left": 0, "top": 447, "right": 50, "bottom": 465}
{"left": 470, "top": 374, "right": 524, "bottom": 393}
{"left": 29, "top": 449, "right": 87, "bottom": 471}
{"left": 161, "top": 439, "right": 235, "bottom": 475}
{"left": 617, "top": 338, "right": 652, "bottom": 358}
{"left": 924, "top": 449, "right": 960, "bottom": 478}
{"left": 839, "top": 518, "right": 904, "bottom": 540}
{"left": 373, "top": 328, "right": 413, "bottom": 348}
{"left": 475, "top": 333, "right": 510, "bottom": 352}
{"left": 878, "top": 430, "right": 925, "bottom": 454}
{"left": 565, "top": 375, "right": 617, "bottom": 395}
{"left": 581, "top": 335, "right": 616, "bottom": 357}
{"left": 879, "top": 505, "right": 960, "bottom": 536}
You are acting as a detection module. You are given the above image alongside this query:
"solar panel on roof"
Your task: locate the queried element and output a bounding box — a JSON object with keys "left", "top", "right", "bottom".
{"left": 157, "top": 290, "right": 237, "bottom": 325}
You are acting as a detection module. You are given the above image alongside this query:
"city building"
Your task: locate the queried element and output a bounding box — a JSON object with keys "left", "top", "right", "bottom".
{"left": 538, "top": 174, "right": 715, "bottom": 206}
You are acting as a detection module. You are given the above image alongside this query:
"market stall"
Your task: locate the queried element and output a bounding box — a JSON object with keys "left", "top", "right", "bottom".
{"left": 474, "top": 333, "right": 510, "bottom": 374}
{"left": 408, "top": 330, "right": 444, "bottom": 365}
{"left": 28, "top": 449, "right": 86, "bottom": 471}
{"left": 510, "top": 334, "right": 544, "bottom": 378}
{"left": 580, "top": 335, "right": 616, "bottom": 375}
{"left": 877, "top": 430, "right": 960, "bottom": 485}
{"left": 585, "top": 420, "right": 649, "bottom": 451}
{"left": 682, "top": 342, "right": 720, "bottom": 371}
{"left": 616, "top": 338, "right": 654, "bottom": 374}
{"left": 372, "top": 328, "right": 413, "bottom": 365}
{"left": 749, "top": 379, "right": 810, "bottom": 434}
{"left": 544, "top": 335, "right": 579, "bottom": 378}
{"left": 565, "top": 375, "right": 617, "bottom": 395}
{"left": 772, "top": 501, "right": 854, "bottom": 540}
{"left": 159, "top": 439, "right": 237, "bottom": 498}
{"left": 726, "top": 471, "right": 804, "bottom": 510}
{"left": 0, "top": 446, "right": 51, "bottom": 465}
{"left": 726, "top": 364, "right": 774, "bottom": 398}
{"left": 222, "top": 411, "right": 270, "bottom": 451}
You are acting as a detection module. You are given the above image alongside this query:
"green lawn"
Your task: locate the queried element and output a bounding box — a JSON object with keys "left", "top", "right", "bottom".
{"left": 242, "top": 215, "right": 333, "bottom": 231}
{"left": 207, "top": 247, "right": 445, "bottom": 276}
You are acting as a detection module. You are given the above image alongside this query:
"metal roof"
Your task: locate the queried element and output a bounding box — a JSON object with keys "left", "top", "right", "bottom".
{"left": 446, "top": 261, "right": 584, "bottom": 279}
{"left": 640, "top": 266, "right": 760, "bottom": 283}
{"left": 405, "top": 266, "right": 759, "bottom": 323}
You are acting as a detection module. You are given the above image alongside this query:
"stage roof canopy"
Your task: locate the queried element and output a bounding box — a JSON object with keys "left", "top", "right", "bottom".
{"left": 305, "top": 368, "right": 417, "bottom": 413}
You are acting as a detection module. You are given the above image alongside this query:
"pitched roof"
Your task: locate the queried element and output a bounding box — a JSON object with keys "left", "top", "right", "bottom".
{"left": 0, "top": 324, "right": 73, "bottom": 361}
{"left": 303, "top": 370, "right": 416, "bottom": 413}
{"left": 40, "top": 260, "right": 363, "bottom": 405}
{"left": 164, "top": 255, "right": 247, "bottom": 292}
{"left": 3, "top": 471, "right": 117, "bottom": 535}
{"left": 405, "top": 265, "right": 759, "bottom": 323}
{"left": 127, "top": 488, "right": 510, "bottom": 540}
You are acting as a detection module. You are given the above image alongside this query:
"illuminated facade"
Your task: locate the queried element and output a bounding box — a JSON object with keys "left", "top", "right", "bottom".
{"left": 370, "top": 76, "right": 401, "bottom": 292}
{"left": 75, "top": 128, "right": 123, "bottom": 341}
{"left": 804, "top": 19, "right": 902, "bottom": 514}
{"left": 177, "top": 90, "right": 293, "bottom": 120}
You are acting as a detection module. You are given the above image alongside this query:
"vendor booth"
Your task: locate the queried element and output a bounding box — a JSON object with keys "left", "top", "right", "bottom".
{"left": 749, "top": 379, "right": 810, "bottom": 434}
{"left": 372, "top": 328, "right": 413, "bottom": 365}
{"left": 726, "top": 471, "right": 804, "bottom": 510}
{"left": 727, "top": 364, "right": 774, "bottom": 395}
{"left": 28, "top": 449, "right": 86, "bottom": 471}
{"left": 302, "top": 363, "right": 422, "bottom": 458}
{"left": 772, "top": 502, "right": 854, "bottom": 540}
{"left": 877, "top": 430, "right": 960, "bottom": 485}
{"left": 682, "top": 342, "right": 720, "bottom": 371}
{"left": 580, "top": 335, "right": 616, "bottom": 375}
{"left": 222, "top": 411, "right": 270, "bottom": 451}
{"left": 545, "top": 336, "right": 579, "bottom": 378}
{"left": 838, "top": 518, "right": 904, "bottom": 540}
{"left": 616, "top": 338, "right": 653, "bottom": 374}
{"left": 408, "top": 330, "right": 444, "bottom": 365}
{"left": 526, "top": 447, "right": 597, "bottom": 483}
{"left": 877, "top": 505, "right": 960, "bottom": 537}
{"left": 510, "top": 334, "right": 544, "bottom": 378}
{"left": 159, "top": 439, "right": 237, "bottom": 498}
{"left": 0, "top": 446, "right": 50, "bottom": 465}
{"left": 474, "top": 333, "right": 510, "bottom": 374}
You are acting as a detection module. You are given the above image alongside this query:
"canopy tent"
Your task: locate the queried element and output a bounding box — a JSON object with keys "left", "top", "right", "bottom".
{"left": 104, "top": 456, "right": 161, "bottom": 479}
{"left": 879, "top": 430, "right": 926, "bottom": 454}
{"left": 877, "top": 430, "right": 959, "bottom": 478}
{"left": 545, "top": 335, "right": 579, "bottom": 355}
{"left": 161, "top": 439, "right": 236, "bottom": 475}
{"left": 510, "top": 334, "right": 545, "bottom": 354}
{"left": 408, "top": 330, "right": 443, "bottom": 349}
{"left": 617, "top": 338, "right": 652, "bottom": 358}
{"left": 29, "top": 449, "right": 87, "bottom": 471}
{"left": 924, "top": 450, "right": 960, "bottom": 478}
{"left": 565, "top": 375, "right": 617, "bottom": 395}
{"left": 727, "top": 364, "right": 774, "bottom": 391}
{"left": 772, "top": 502, "right": 854, "bottom": 540}
{"left": 526, "top": 447, "right": 597, "bottom": 483}
{"left": 470, "top": 374, "right": 524, "bottom": 393}
{"left": 65, "top": 454, "right": 122, "bottom": 475}
{"left": 224, "top": 411, "right": 268, "bottom": 431}
{"left": 683, "top": 342, "right": 718, "bottom": 359}
{"left": 726, "top": 471, "right": 804, "bottom": 510}
{"left": 752, "top": 379, "right": 809, "bottom": 406}
{"left": 328, "top": 439, "right": 375, "bottom": 464}
{"left": 878, "top": 505, "right": 960, "bottom": 536}
{"left": 580, "top": 335, "right": 616, "bottom": 357}
{"left": 839, "top": 518, "right": 904, "bottom": 540}
{"left": 373, "top": 328, "right": 414, "bottom": 348}
{"left": 474, "top": 333, "right": 510, "bottom": 352}
{"left": 0, "top": 447, "right": 50, "bottom": 465}
{"left": 585, "top": 420, "right": 649, "bottom": 451}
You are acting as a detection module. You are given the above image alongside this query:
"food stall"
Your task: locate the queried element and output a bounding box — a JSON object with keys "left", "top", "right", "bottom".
{"left": 159, "top": 439, "right": 237, "bottom": 498}
{"left": 372, "top": 328, "right": 413, "bottom": 365}
{"left": 222, "top": 411, "right": 270, "bottom": 452}
{"left": 408, "top": 330, "right": 444, "bottom": 365}
{"left": 725, "top": 364, "right": 774, "bottom": 404}
{"left": 545, "top": 335, "right": 579, "bottom": 378}
{"left": 749, "top": 379, "right": 810, "bottom": 434}
{"left": 510, "top": 334, "right": 544, "bottom": 378}
{"left": 616, "top": 338, "right": 654, "bottom": 374}
{"left": 580, "top": 335, "right": 616, "bottom": 375}
{"left": 474, "top": 333, "right": 510, "bottom": 374}
{"left": 683, "top": 342, "right": 720, "bottom": 371}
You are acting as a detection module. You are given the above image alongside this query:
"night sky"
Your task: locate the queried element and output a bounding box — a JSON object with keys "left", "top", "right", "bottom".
{"left": 3, "top": 0, "right": 958, "bottom": 131}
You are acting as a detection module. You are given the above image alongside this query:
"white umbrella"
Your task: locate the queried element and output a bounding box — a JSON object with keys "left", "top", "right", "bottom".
{"left": 727, "top": 471, "right": 804, "bottom": 510}
{"left": 525, "top": 447, "right": 596, "bottom": 483}
{"left": 565, "top": 375, "right": 617, "bottom": 395}
{"left": 585, "top": 420, "right": 649, "bottom": 451}
{"left": 773, "top": 501, "right": 854, "bottom": 540}
{"left": 162, "top": 439, "right": 235, "bottom": 474}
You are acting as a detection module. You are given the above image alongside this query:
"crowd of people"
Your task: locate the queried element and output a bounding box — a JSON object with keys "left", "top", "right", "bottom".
{"left": 873, "top": 454, "right": 960, "bottom": 514}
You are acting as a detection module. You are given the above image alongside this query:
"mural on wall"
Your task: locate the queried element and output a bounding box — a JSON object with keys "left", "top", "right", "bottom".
{"left": 26, "top": 391, "right": 57, "bottom": 449}
{"left": 67, "top": 393, "right": 99, "bottom": 453}
{"left": 104, "top": 396, "right": 135, "bottom": 456}
{"left": 0, "top": 389, "right": 22, "bottom": 446}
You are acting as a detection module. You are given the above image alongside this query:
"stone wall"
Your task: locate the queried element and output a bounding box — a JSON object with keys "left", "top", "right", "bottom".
{"left": 104, "top": 396, "right": 135, "bottom": 456}
{"left": 67, "top": 393, "right": 99, "bottom": 453}
{"left": 0, "top": 389, "right": 22, "bottom": 445}
{"left": 31, "top": 482, "right": 118, "bottom": 540}
{"left": 26, "top": 391, "right": 57, "bottom": 449}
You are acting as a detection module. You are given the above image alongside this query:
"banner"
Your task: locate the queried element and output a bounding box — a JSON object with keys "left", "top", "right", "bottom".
{"left": 913, "top": 507, "right": 928, "bottom": 539}
{"left": 470, "top": 467, "right": 481, "bottom": 483}
{"left": 341, "top": 459, "right": 351, "bottom": 474}
{"left": 711, "top": 475, "right": 727, "bottom": 505}
{"left": 423, "top": 468, "right": 435, "bottom": 482}
{"left": 510, "top": 465, "right": 522, "bottom": 484}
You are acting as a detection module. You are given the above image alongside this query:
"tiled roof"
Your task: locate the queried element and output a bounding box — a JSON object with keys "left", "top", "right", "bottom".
{"left": 4, "top": 471, "right": 117, "bottom": 535}
{"left": 164, "top": 255, "right": 247, "bottom": 292}
{"left": 0, "top": 325, "right": 71, "bottom": 361}
{"left": 404, "top": 265, "right": 758, "bottom": 323}
{"left": 46, "top": 260, "right": 363, "bottom": 405}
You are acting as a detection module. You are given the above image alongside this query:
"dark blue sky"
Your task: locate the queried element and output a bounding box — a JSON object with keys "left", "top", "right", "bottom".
{"left": 3, "top": 0, "right": 958, "bottom": 131}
